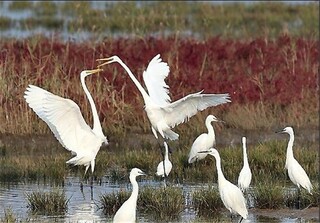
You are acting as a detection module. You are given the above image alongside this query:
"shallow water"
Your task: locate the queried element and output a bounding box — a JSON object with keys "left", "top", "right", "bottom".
{"left": 0, "top": 176, "right": 318, "bottom": 222}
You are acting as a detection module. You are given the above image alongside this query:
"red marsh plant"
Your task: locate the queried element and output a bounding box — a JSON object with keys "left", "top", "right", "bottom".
{"left": 0, "top": 35, "right": 318, "bottom": 135}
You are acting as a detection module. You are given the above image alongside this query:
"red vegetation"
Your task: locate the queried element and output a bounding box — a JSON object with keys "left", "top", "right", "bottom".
{"left": 1, "top": 35, "right": 318, "bottom": 109}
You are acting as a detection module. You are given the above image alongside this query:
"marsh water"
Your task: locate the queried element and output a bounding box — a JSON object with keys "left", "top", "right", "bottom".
{"left": 0, "top": 130, "right": 319, "bottom": 223}
{"left": 1, "top": 177, "right": 318, "bottom": 223}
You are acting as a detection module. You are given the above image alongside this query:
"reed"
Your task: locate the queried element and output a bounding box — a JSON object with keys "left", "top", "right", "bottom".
{"left": 26, "top": 190, "right": 69, "bottom": 215}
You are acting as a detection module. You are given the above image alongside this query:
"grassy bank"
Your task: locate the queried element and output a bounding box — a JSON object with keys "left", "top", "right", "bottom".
{"left": 1, "top": 2, "right": 318, "bottom": 39}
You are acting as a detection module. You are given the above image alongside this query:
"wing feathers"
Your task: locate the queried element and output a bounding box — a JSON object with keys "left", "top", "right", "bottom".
{"left": 143, "top": 54, "right": 171, "bottom": 107}
{"left": 164, "top": 91, "right": 231, "bottom": 128}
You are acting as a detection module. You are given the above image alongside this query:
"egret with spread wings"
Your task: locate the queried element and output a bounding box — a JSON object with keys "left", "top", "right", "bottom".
{"left": 24, "top": 69, "right": 108, "bottom": 175}
{"left": 97, "top": 54, "right": 231, "bottom": 141}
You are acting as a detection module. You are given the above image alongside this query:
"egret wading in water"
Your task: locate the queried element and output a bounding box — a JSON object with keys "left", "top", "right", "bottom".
{"left": 97, "top": 54, "right": 231, "bottom": 141}
{"left": 113, "top": 168, "right": 146, "bottom": 223}
{"left": 156, "top": 142, "right": 172, "bottom": 187}
{"left": 276, "top": 126, "right": 313, "bottom": 208}
{"left": 24, "top": 69, "right": 108, "bottom": 189}
{"left": 238, "top": 137, "right": 252, "bottom": 193}
{"left": 199, "top": 148, "right": 248, "bottom": 222}
{"left": 188, "top": 115, "right": 220, "bottom": 164}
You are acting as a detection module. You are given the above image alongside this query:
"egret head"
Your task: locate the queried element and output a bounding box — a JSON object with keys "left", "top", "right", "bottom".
{"left": 80, "top": 68, "right": 103, "bottom": 79}
{"left": 276, "top": 126, "right": 294, "bottom": 135}
{"left": 96, "top": 56, "right": 121, "bottom": 67}
{"left": 242, "top": 136, "right": 246, "bottom": 145}
{"left": 131, "top": 168, "right": 146, "bottom": 177}
{"left": 198, "top": 148, "right": 219, "bottom": 157}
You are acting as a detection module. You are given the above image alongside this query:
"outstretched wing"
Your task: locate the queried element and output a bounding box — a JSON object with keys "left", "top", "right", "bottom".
{"left": 163, "top": 91, "right": 231, "bottom": 128}
{"left": 143, "top": 54, "right": 171, "bottom": 107}
{"left": 24, "top": 84, "right": 97, "bottom": 154}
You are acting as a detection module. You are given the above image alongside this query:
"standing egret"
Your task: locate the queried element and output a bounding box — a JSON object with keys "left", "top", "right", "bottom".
{"left": 276, "top": 127, "right": 313, "bottom": 207}
{"left": 113, "top": 168, "right": 146, "bottom": 223}
{"left": 199, "top": 148, "right": 248, "bottom": 221}
{"left": 97, "top": 54, "right": 231, "bottom": 141}
{"left": 156, "top": 142, "right": 172, "bottom": 177}
{"left": 188, "top": 115, "right": 219, "bottom": 164}
{"left": 156, "top": 142, "right": 172, "bottom": 187}
{"left": 238, "top": 137, "right": 252, "bottom": 192}
{"left": 24, "top": 69, "right": 108, "bottom": 177}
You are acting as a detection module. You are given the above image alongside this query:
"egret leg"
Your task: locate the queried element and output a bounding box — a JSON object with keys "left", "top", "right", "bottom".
{"left": 238, "top": 216, "right": 244, "bottom": 223}
{"left": 297, "top": 188, "right": 301, "bottom": 209}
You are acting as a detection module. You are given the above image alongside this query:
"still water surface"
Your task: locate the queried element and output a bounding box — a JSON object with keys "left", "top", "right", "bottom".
{"left": 0, "top": 176, "right": 317, "bottom": 223}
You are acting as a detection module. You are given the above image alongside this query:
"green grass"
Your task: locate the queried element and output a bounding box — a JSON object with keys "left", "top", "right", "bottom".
{"left": 99, "top": 189, "right": 131, "bottom": 216}
{"left": 26, "top": 190, "right": 69, "bottom": 215}
{"left": 192, "top": 185, "right": 224, "bottom": 217}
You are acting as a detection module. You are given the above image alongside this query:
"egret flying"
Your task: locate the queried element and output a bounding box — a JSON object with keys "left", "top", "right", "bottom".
{"left": 156, "top": 141, "right": 173, "bottom": 177}
{"left": 97, "top": 54, "right": 231, "bottom": 141}
{"left": 113, "top": 168, "right": 146, "bottom": 223}
{"left": 24, "top": 69, "right": 108, "bottom": 175}
{"left": 188, "top": 115, "right": 219, "bottom": 164}
{"left": 199, "top": 148, "right": 248, "bottom": 221}
{"left": 238, "top": 137, "right": 252, "bottom": 192}
{"left": 276, "top": 127, "right": 313, "bottom": 195}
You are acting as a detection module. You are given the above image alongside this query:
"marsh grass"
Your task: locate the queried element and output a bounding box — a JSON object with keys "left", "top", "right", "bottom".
{"left": 2, "top": 208, "right": 16, "bottom": 223}
{"left": 139, "top": 186, "right": 185, "bottom": 221}
{"left": 99, "top": 189, "right": 131, "bottom": 216}
{"left": 26, "top": 190, "right": 68, "bottom": 215}
{"left": 192, "top": 186, "right": 224, "bottom": 217}
{"left": 284, "top": 183, "right": 320, "bottom": 209}
{"left": 253, "top": 182, "right": 285, "bottom": 209}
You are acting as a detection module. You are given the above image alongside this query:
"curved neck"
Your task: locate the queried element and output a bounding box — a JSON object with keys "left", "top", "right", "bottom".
{"left": 286, "top": 131, "right": 294, "bottom": 160}
{"left": 206, "top": 120, "right": 215, "bottom": 138}
{"left": 129, "top": 175, "right": 139, "bottom": 205}
{"left": 80, "top": 75, "right": 103, "bottom": 135}
{"left": 214, "top": 154, "right": 226, "bottom": 184}
{"left": 116, "top": 59, "right": 150, "bottom": 103}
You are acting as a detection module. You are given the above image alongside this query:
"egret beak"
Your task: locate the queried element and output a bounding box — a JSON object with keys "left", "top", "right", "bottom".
{"left": 96, "top": 57, "right": 114, "bottom": 68}
{"left": 275, "top": 129, "right": 285, "bottom": 134}
{"left": 198, "top": 150, "right": 210, "bottom": 154}
{"left": 87, "top": 68, "right": 103, "bottom": 74}
{"left": 139, "top": 170, "right": 147, "bottom": 176}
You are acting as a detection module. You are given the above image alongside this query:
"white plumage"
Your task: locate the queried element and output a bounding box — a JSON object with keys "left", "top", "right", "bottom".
{"left": 24, "top": 69, "right": 108, "bottom": 174}
{"left": 200, "top": 148, "right": 248, "bottom": 220}
{"left": 188, "top": 115, "right": 219, "bottom": 163}
{"left": 97, "top": 54, "right": 231, "bottom": 141}
{"left": 156, "top": 142, "right": 172, "bottom": 177}
{"left": 277, "top": 127, "right": 313, "bottom": 194}
{"left": 238, "top": 137, "right": 252, "bottom": 192}
{"left": 113, "top": 168, "right": 145, "bottom": 223}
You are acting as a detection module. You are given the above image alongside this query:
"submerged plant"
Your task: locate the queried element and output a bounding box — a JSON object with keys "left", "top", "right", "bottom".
{"left": 26, "top": 190, "right": 68, "bottom": 215}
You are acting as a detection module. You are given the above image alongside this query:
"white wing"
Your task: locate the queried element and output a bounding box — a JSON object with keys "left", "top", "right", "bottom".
{"left": 163, "top": 91, "right": 231, "bottom": 128}
{"left": 143, "top": 54, "right": 171, "bottom": 107}
{"left": 24, "top": 84, "right": 98, "bottom": 155}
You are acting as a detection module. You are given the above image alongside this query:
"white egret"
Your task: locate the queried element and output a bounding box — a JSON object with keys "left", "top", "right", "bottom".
{"left": 199, "top": 148, "right": 248, "bottom": 221}
{"left": 237, "top": 137, "right": 252, "bottom": 192}
{"left": 24, "top": 69, "right": 108, "bottom": 176}
{"left": 97, "top": 54, "right": 231, "bottom": 141}
{"left": 156, "top": 141, "right": 172, "bottom": 177}
{"left": 188, "top": 115, "right": 219, "bottom": 164}
{"left": 276, "top": 127, "right": 313, "bottom": 196}
{"left": 113, "top": 168, "right": 146, "bottom": 223}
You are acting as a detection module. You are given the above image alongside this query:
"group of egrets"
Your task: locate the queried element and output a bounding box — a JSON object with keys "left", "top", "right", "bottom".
{"left": 24, "top": 54, "right": 313, "bottom": 222}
